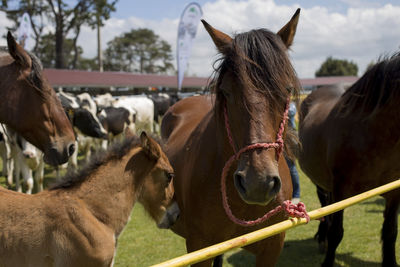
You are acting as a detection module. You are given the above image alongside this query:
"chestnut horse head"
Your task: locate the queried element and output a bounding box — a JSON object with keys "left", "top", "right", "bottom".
{"left": 0, "top": 32, "right": 75, "bottom": 166}
{"left": 203, "top": 10, "right": 300, "bottom": 205}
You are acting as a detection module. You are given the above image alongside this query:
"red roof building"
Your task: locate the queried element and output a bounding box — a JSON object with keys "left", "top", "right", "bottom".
{"left": 43, "top": 68, "right": 358, "bottom": 92}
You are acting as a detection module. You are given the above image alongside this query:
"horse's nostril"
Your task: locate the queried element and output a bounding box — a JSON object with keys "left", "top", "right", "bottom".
{"left": 234, "top": 172, "right": 246, "bottom": 195}
{"left": 68, "top": 143, "right": 75, "bottom": 156}
{"left": 269, "top": 176, "right": 281, "bottom": 195}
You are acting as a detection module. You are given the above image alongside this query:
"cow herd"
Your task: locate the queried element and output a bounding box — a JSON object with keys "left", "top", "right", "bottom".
{"left": 0, "top": 90, "right": 178, "bottom": 193}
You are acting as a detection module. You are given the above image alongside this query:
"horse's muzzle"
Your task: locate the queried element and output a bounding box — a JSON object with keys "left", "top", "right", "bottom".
{"left": 234, "top": 171, "right": 281, "bottom": 205}
{"left": 43, "top": 142, "right": 75, "bottom": 166}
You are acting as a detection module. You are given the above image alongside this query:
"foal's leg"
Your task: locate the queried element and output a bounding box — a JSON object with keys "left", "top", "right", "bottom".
{"left": 315, "top": 186, "right": 330, "bottom": 253}
{"left": 321, "top": 209, "right": 344, "bottom": 267}
{"left": 382, "top": 190, "right": 400, "bottom": 267}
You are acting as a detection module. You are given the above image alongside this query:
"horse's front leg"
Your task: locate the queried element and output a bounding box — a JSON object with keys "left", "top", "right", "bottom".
{"left": 382, "top": 190, "right": 400, "bottom": 267}
{"left": 315, "top": 186, "right": 330, "bottom": 253}
{"left": 254, "top": 233, "right": 285, "bottom": 267}
{"left": 185, "top": 236, "right": 214, "bottom": 267}
{"left": 321, "top": 209, "right": 343, "bottom": 267}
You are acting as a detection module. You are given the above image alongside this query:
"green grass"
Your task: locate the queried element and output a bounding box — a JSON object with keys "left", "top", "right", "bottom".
{"left": 1, "top": 160, "right": 398, "bottom": 266}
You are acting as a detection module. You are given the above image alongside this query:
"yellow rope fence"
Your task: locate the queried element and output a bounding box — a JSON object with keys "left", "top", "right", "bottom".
{"left": 151, "top": 179, "right": 400, "bottom": 267}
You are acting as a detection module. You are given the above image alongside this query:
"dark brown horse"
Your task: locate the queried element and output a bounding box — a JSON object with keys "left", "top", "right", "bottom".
{"left": 161, "top": 9, "right": 301, "bottom": 266}
{"left": 298, "top": 54, "right": 400, "bottom": 267}
{"left": 0, "top": 32, "right": 75, "bottom": 166}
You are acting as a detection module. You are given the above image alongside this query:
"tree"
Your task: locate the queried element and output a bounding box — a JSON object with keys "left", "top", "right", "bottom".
{"left": 1, "top": 0, "right": 117, "bottom": 69}
{"left": 104, "top": 28, "right": 175, "bottom": 74}
{"left": 1, "top": 0, "right": 48, "bottom": 52}
{"left": 36, "top": 32, "right": 96, "bottom": 70}
{"left": 315, "top": 56, "right": 358, "bottom": 77}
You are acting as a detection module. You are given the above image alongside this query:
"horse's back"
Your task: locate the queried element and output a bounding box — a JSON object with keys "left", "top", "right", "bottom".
{"left": 299, "top": 84, "right": 345, "bottom": 190}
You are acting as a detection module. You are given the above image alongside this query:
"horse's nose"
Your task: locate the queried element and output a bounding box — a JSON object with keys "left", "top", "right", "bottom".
{"left": 67, "top": 142, "right": 75, "bottom": 156}
{"left": 234, "top": 170, "right": 281, "bottom": 205}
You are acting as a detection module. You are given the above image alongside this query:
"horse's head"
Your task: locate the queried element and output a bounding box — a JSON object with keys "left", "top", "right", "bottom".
{"left": 204, "top": 9, "right": 301, "bottom": 205}
{"left": 137, "top": 132, "right": 179, "bottom": 229}
{"left": 2, "top": 32, "right": 75, "bottom": 166}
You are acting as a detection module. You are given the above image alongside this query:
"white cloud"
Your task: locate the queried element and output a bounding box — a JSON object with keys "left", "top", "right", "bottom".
{"left": 2, "top": 1, "right": 400, "bottom": 79}
{"left": 78, "top": 0, "right": 400, "bottom": 78}
{"left": 0, "top": 11, "right": 13, "bottom": 46}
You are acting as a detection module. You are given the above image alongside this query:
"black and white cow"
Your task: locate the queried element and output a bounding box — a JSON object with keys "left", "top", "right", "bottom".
{"left": 1, "top": 126, "right": 44, "bottom": 194}
{"left": 56, "top": 91, "right": 107, "bottom": 171}
{"left": 149, "top": 93, "right": 172, "bottom": 121}
{"left": 58, "top": 91, "right": 107, "bottom": 139}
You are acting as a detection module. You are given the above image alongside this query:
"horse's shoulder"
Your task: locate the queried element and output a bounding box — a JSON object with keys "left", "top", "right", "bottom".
{"left": 161, "top": 95, "right": 213, "bottom": 140}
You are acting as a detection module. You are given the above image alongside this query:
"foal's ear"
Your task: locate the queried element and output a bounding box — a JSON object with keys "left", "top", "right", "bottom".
{"left": 7, "top": 31, "right": 31, "bottom": 69}
{"left": 277, "top": 8, "right": 300, "bottom": 48}
{"left": 202, "top": 19, "right": 232, "bottom": 54}
{"left": 140, "top": 132, "right": 161, "bottom": 160}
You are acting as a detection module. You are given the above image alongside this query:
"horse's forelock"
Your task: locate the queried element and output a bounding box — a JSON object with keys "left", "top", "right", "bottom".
{"left": 211, "top": 28, "right": 300, "bottom": 118}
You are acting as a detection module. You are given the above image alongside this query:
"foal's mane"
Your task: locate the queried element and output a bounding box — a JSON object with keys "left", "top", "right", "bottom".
{"left": 50, "top": 136, "right": 145, "bottom": 190}
{"left": 337, "top": 52, "right": 400, "bottom": 119}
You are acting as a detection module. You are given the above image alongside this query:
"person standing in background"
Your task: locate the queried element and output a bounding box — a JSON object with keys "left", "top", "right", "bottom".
{"left": 286, "top": 101, "right": 301, "bottom": 204}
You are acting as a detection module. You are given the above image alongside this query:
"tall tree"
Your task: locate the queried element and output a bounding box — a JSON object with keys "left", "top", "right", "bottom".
{"left": 35, "top": 32, "right": 96, "bottom": 70}
{"left": 1, "top": 0, "right": 48, "bottom": 52}
{"left": 315, "top": 56, "right": 358, "bottom": 77}
{"left": 104, "top": 28, "right": 175, "bottom": 74}
{"left": 1, "top": 0, "right": 117, "bottom": 69}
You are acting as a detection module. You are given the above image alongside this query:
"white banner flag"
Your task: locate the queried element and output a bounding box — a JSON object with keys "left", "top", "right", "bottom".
{"left": 177, "top": 2, "right": 203, "bottom": 90}
{"left": 17, "top": 13, "right": 32, "bottom": 49}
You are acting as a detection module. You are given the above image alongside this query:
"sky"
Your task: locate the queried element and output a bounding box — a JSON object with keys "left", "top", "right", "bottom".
{"left": 1, "top": 0, "right": 400, "bottom": 79}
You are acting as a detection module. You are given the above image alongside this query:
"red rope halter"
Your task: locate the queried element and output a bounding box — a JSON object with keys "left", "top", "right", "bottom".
{"left": 221, "top": 97, "right": 310, "bottom": 226}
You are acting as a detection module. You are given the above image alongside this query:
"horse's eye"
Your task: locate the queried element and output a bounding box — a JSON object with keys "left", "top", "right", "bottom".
{"left": 166, "top": 172, "right": 174, "bottom": 182}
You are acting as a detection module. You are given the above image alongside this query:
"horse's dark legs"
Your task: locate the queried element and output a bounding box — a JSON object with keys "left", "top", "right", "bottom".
{"left": 212, "top": 255, "right": 223, "bottom": 267}
{"left": 186, "top": 237, "right": 214, "bottom": 267}
{"left": 315, "top": 186, "right": 330, "bottom": 253}
{"left": 321, "top": 209, "right": 344, "bottom": 267}
{"left": 382, "top": 192, "right": 400, "bottom": 267}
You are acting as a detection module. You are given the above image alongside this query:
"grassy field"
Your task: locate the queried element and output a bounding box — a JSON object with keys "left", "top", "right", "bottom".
{"left": 1, "top": 159, "right": 399, "bottom": 266}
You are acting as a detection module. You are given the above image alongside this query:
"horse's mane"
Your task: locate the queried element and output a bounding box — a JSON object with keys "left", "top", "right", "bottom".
{"left": 337, "top": 52, "right": 400, "bottom": 119}
{"left": 209, "top": 28, "right": 301, "bottom": 157}
{"left": 49, "top": 136, "right": 144, "bottom": 190}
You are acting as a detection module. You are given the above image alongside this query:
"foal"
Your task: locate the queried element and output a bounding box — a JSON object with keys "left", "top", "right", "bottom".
{"left": 0, "top": 132, "right": 178, "bottom": 267}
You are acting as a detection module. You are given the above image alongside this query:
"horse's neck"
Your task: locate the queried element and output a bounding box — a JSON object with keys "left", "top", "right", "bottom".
{"left": 74, "top": 147, "right": 144, "bottom": 236}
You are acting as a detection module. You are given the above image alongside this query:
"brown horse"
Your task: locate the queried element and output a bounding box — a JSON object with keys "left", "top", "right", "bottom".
{"left": 0, "top": 132, "right": 178, "bottom": 267}
{"left": 298, "top": 54, "right": 400, "bottom": 267}
{"left": 0, "top": 32, "right": 75, "bottom": 166}
{"left": 161, "top": 9, "right": 301, "bottom": 266}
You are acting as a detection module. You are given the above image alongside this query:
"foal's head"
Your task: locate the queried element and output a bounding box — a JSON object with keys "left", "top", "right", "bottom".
{"left": 204, "top": 9, "right": 301, "bottom": 205}
{"left": 136, "top": 132, "right": 178, "bottom": 229}
{"left": 0, "top": 32, "right": 75, "bottom": 166}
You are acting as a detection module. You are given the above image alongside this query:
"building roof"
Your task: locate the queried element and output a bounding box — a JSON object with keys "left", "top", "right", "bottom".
{"left": 43, "top": 69, "right": 210, "bottom": 89}
{"left": 300, "top": 76, "right": 358, "bottom": 87}
{"left": 43, "top": 69, "right": 358, "bottom": 89}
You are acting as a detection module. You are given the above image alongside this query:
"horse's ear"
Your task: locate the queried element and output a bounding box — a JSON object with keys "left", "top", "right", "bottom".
{"left": 140, "top": 132, "right": 161, "bottom": 160}
{"left": 7, "top": 31, "right": 31, "bottom": 69}
{"left": 277, "top": 8, "right": 300, "bottom": 48}
{"left": 201, "top": 19, "right": 232, "bottom": 54}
